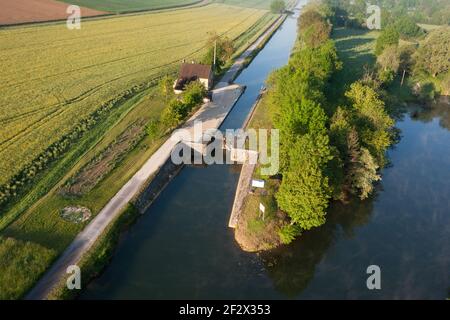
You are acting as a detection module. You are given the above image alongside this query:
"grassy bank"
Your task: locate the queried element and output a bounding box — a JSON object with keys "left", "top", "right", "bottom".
{"left": 47, "top": 203, "right": 141, "bottom": 300}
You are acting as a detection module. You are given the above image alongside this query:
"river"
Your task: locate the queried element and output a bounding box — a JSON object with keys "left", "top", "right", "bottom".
{"left": 82, "top": 1, "right": 449, "bottom": 299}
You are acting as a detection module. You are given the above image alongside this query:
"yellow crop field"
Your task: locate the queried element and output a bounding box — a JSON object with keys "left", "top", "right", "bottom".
{"left": 0, "top": 3, "right": 267, "bottom": 187}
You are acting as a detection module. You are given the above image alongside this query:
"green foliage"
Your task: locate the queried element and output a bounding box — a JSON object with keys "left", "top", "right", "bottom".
{"left": 278, "top": 224, "right": 302, "bottom": 244}
{"left": 351, "top": 147, "right": 381, "bottom": 200}
{"left": 299, "top": 8, "right": 332, "bottom": 48}
{"left": 276, "top": 134, "right": 332, "bottom": 230}
{"left": 377, "top": 45, "right": 400, "bottom": 74}
{"left": 161, "top": 81, "right": 206, "bottom": 128}
{"left": 146, "top": 119, "right": 161, "bottom": 138}
{"left": 184, "top": 81, "right": 207, "bottom": 107}
{"left": 265, "top": 3, "right": 342, "bottom": 240}
{"left": 160, "top": 75, "right": 175, "bottom": 101}
{"left": 344, "top": 129, "right": 381, "bottom": 199}
{"left": 391, "top": 16, "right": 425, "bottom": 39}
{"left": 202, "top": 32, "right": 234, "bottom": 73}
{"left": 60, "top": 0, "right": 198, "bottom": 12}
{"left": 375, "top": 26, "right": 400, "bottom": 55}
{"left": 442, "top": 72, "right": 450, "bottom": 95}
{"left": 270, "top": 0, "right": 286, "bottom": 13}
{"left": 345, "top": 82, "right": 394, "bottom": 165}
{"left": 414, "top": 27, "right": 450, "bottom": 77}
{"left": 0, "top": 237, "right": 56, "bottom": 299}
{"left": 418, "top": 82, "right": 438, "bottom": 101}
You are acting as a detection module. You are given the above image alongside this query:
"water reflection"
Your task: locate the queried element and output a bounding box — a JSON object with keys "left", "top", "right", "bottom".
{"left": 412, "top": 98, "right": 450, "bottom": 131}
{"left": 261, "top": 197, "right": 375, "bottom": 298}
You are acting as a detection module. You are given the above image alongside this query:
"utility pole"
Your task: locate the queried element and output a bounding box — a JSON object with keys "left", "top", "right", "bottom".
{"left": 213, "top": 40, "right": 217, "bottom": 71}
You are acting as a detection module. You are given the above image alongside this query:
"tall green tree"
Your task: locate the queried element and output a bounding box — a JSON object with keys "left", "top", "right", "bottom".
{"left": 276, "top": 133, "right": 333, "bottom": 230}
{"left": 202, "top": 32, "right": 234, "bottom": 73}
{"left": 375, "top": 26, "right": 400, "bottom": 55}
{"left": 345, "top": 82, "right": 394, "bottom": 167}
{"left": 414, "top": 27, "right": 450, "bottom": 77}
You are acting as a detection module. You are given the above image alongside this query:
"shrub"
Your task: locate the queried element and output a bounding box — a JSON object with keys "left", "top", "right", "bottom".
{"left": 278, "top": 224, "right": 302, "bottom": 244}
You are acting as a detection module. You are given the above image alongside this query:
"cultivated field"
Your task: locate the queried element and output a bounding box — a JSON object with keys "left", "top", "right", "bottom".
{"left": 0, "top": 3, "right": 267, "bottom": 188}
{"left": 217, "top": 0, "right": 298, "bottom": 9}
{"left": 0, "top": 0, "right": 107, "bottom": 25}
{"left": 60, "top": 0, "right": 200, "bottom": 13}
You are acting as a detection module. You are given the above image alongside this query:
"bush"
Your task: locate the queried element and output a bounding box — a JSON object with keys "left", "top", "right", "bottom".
{"left": 278, "top": 224, "right": 302, "bottom": 244}
{"left": 202, "top": 33, "right": 234, "bottom": 73}
{"left": 392, "top": 16, "right": 424, "bottom": 39}
{"left": 160, "top": 81, "right": 206, "bottom": 129}
{"left": 375, "top": 26, "right": 400, "bottom": 55}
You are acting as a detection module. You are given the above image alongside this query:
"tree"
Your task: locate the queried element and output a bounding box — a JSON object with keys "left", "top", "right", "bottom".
{"left": 270, "top": 0, "right": 286, "bottom": 14}
{"left": 344, "top": 128, "right": 380, "bottom": 199}
{"left": 375, "top": 26, "right": 400, "bottom": 55}
{"left": 392, "top": 16, "right": 424, "bottom": 39}
{"left": 183, "top": 80, "right": 206, "bottom": 109}
{"left": 345, "top": 82, "right": 394, "bottom": 167}
{"left": 414, "top": 27, "right": 450, "bottom": 77}
{"left": 377, "top": 45, "right": 400, "bottom": 73}
{"left": 299, "top": 10, "right": 332, "bottom": 48}
{"left": 351, "top": 148, "right": 381, "bottom": 200}
{"left": 377, "top": 45, "right": 400, "bottom": 84}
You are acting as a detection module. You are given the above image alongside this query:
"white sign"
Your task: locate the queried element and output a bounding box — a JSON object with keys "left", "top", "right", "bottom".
{"left": 252, "top": 179, "right": 265, "bottom": 188}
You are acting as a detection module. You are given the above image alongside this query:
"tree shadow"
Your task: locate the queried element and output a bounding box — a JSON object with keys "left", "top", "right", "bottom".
{"left": 259, "top": 196, "right": 376, "bottom": 298}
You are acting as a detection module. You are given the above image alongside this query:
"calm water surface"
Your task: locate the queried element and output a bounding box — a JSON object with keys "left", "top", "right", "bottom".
{"left": 82, "top": 3, "right": 449, "bottom": 299}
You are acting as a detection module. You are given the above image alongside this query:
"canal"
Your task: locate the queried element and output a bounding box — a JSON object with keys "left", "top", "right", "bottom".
{"left": 82, "top": 1, "right": 450, "bottom": 299}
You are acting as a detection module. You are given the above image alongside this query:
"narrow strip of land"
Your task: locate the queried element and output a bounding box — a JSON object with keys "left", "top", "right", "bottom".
{"left": 26, "top": 14, "right": 286, "bottom": 300}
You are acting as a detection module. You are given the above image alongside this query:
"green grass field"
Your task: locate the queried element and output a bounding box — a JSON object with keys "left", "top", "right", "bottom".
{"left": 59, "top": 0, "right": 277, "bottom": 12}
{"left": 0, "top": 4, "right": 267, "bottom": 188}
{"left": 328, "top": 27, "right": 379, "bottom": 105}
{"left": 60, "top": 0, "right": 200, "bottom": 12}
